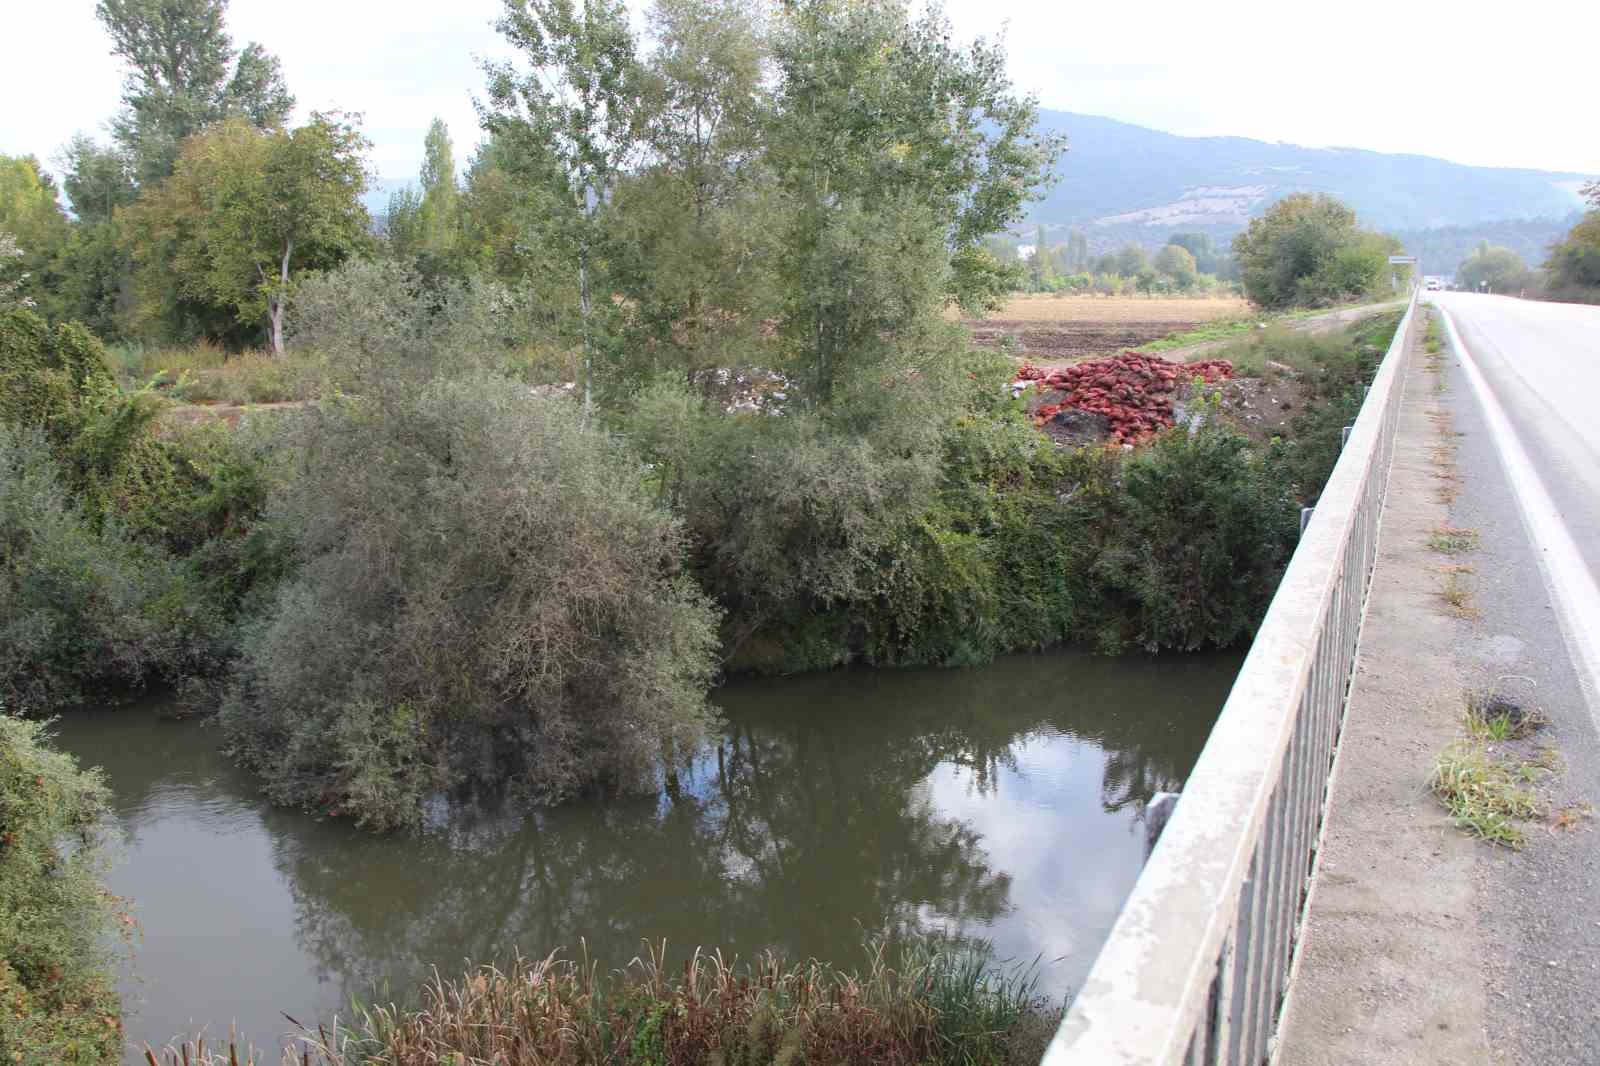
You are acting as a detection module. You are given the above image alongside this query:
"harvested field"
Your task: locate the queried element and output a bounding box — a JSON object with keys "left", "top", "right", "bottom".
{"left": 964, "top": 294, "right": 1249, "bottom": 364}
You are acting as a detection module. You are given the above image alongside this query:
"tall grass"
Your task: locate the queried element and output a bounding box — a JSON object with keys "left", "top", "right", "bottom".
{"left": 146, "top": 937, "right": 1059, "bottom": 1066}
{"left": 111, "top": 342, "right": 328, "bottom": 405}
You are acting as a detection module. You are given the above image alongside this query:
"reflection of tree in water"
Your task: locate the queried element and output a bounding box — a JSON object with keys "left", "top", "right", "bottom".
{"left": 267, "top": 701, "right": 1031, "bottom": 1004}
{"left": 1099, "top": 747, "right": 1184, "bottom": 816}
{"left": 254, "top": 650, "right": 1236, "bottom": 1006}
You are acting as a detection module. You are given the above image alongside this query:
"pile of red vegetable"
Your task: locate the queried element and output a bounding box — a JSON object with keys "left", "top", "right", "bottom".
{"left": 1016, "top": 352, "right": 1234, "bottom": 445}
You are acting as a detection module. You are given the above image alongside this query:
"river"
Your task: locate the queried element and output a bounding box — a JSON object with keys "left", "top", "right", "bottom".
{"left": 51, "top": 647, "right": 1241, "bottom": 1060}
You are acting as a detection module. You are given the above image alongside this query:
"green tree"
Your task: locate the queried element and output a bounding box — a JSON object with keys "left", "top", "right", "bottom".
{"left": 1233, "top": 193, "right": 1392, "bottom": 309}
{"left": 52, "top": 137, "right": 138, "bottom": 337}
{"left": 1546, "top": 214, "right": 1600, "bottom": 291}
{"left": 1153, "top": 243, "right": 1198, "bottom": 289}
{"left": 765, "top": 0, "right": 1062, "bottom": 406}
{"left": 608, "top": 0, "right": 776, "bottom": 380}
{"left": 481, "top": 0, "right": 648, "bottom": 417}
{"left": 0, "top": 157, "right": 71, "bottom": 317}
{"left": 1028, "top": 224, "right": 1055, "bottom": 291}
{"left": 96, "top": 0, "right": 294, "bottom": 184}
{"left": 1065, "top": 229, "right": 1088, "bottom": 272}
{"left": 1457, "top": 242, "right": 1530, "bottom": 293}
{"left": 1168, "top": 231, "right": 1221, "bottom": 275}
{"left": 388, "top": 118, "right": 464, "bottom": 274}
{"left": 1112, "top": 244, "right": 1147, "bottom": 277}
{"left": 121, "top": 114, "right": 370, "bottom": 351}
{"left": 417, "top": 119, "right": 460, "bottom": 253}
{"left": 58, "top": 136, "right": 136, "bottom": 225}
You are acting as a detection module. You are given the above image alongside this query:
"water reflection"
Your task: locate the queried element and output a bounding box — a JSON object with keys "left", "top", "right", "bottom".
{"left": 52, "top": 648, "right": 1238, "bottom": 1059}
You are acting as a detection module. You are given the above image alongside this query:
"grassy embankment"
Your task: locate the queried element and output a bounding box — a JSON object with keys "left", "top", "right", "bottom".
{"left": 1143, "top": 299, "right": 1404, "bottom": 353}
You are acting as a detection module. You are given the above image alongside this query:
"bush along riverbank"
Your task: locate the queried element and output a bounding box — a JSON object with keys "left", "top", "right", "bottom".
{"left": 0, "top": 280, "right": 1396, "bottom": 1066}
{"left": 2, "top": 302, "right": 1402, "bottom": 830}
{"left": 0, "top": 713, "right": 124, "bottom": 1065}
{"left": 145, "top": 937, "right": 1059, "bottom": 1066}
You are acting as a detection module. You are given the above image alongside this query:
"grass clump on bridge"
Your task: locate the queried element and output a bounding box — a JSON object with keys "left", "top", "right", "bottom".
{"left": 1430, "top": 740, "right": 1543, "bottom": 849}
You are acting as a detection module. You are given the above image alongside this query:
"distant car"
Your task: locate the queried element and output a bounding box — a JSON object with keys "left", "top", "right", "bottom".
{"left": 1424, "top": 278, "right": 1443, "bottom": 291}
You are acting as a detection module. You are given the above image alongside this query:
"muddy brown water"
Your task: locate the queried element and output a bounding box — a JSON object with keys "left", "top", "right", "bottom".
{"left": 52, "top": 648, "right": 1241, "bottom": 1060}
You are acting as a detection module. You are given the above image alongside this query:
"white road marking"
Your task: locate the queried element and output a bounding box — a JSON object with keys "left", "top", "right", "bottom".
{"left": 1438, "top": 302, "right": 1600, "bottom": 726}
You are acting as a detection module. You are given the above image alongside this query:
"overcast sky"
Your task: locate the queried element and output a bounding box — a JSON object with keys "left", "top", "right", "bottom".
{"left": 5, "top": 0, "right": 1598, "bottom": 196}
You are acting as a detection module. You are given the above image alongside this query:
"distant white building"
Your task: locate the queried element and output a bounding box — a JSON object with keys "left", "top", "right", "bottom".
{"left": 1017, "top": 244, "right": 1037, "bottom": 260}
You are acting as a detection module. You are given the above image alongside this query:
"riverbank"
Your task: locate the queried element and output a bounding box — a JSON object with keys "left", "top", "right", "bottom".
{"left": 5, "top": 302, "right": 1397, "bottom": 1061}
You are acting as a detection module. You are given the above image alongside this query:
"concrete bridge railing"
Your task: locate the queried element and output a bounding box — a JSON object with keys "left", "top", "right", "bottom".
{"left": 1044, "top": 293, "right": 1420, "bottom": 1066}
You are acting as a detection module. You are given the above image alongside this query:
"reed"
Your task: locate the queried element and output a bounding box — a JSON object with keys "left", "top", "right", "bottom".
{"left": 145, "top": 936, "right": 1059, "bottom": 1066}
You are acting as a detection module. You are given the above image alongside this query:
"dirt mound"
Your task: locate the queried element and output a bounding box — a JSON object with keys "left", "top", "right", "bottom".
{"left": 1017, "top": 352, "right": 1233, "bottom": 445}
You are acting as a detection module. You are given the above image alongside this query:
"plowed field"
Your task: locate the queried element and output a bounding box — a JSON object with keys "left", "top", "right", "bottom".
{"left": 964, "top": 294, "right": 1249, "bottom": 364}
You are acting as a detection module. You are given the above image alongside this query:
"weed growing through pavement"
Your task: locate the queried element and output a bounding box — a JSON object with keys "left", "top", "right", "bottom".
{"left": 1533, "top": 746, "right": 1564, "bottom": 773}
{"left": 1548, "top": 804, "right": 1595, "bottom": 833}
{"left": 1430, "top": 740, "right": 1543, "bottom": 848}
{"left": 1423, "top": 311, "right": 1447, "bottom": 389}
{"left": 1439, "top": 567, "right": 1478, "bottom": 617}
{"left": 1429, "top": 527, "right": 1479, "bottom": 555}
{"left": 1465, "top": 689, "right": 1545, "bottom": 742}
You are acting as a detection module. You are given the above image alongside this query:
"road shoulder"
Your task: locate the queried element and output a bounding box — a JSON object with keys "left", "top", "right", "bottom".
{"left": 1275, "top": 320, "right": 1492, "bottom": 1065}
{"left": 1441, "top": 300, "right": 1600, "bottom": 1066}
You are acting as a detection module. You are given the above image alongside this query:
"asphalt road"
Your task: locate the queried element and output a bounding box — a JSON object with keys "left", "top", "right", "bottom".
{"left": 1433, "top": 292, "right": 1600, "bottom": 1065}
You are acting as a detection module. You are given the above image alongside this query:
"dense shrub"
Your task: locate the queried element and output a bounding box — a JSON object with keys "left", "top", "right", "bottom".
{"left": 0, "top": 427, "right": 213, "bottom": 714}
{"left": 1238, "top": 312, "right": 1396, "bottom": 506}
{"left": 222, "top": 375, "right": 722, "bottom": 830}
{"left": 0, "top": 713, "right": 123, "bottom": 1066}
{"left": 1094, "top": 411, "right": 1297, "bottom": 651}
{"left": 634, "top": 366, "right": 1304, "bottom": 665}
{"left": 0, "top": 307, "right": 117, "bottom": 442}
{"left": 290, "top": 259, "right": 554, "bottom": 393}
{"left": 0, "top": 307, "right": 267, "bottom": 713}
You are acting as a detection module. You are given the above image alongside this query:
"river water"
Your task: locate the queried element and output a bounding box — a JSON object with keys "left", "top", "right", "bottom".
{"left": 51, "top": 648, "right": 1241, "bottom": 1060}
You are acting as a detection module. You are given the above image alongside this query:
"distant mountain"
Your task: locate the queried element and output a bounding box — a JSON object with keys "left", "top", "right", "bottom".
{"left": 1389, "top": 214, "right": 1582, "bottom": 277}
{"left": 1029, "top": 111, "right": 1589, "bottom": 255}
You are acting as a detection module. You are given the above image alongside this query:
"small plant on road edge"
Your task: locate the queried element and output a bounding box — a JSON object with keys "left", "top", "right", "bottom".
{"left": 1438, "top": 566, "right": 1478, "bottom": 617}
{"left": 1548, "top": 804, "right": 1594, "bottom": 833}
{"left": 1429, "top": 526, "right": 1479, "bottom": 554}
{"left": 1465, "top": 689, "right": 1545, "bottom": 742}
{"left": 1431, "top": 740, "right": 1542, "bottom": 849}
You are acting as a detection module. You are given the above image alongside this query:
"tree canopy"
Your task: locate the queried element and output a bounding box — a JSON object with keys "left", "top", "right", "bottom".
{"left": 96, "top": 0, "right": 294, "bottom": 183}
{"left": 1456, "top": 242, "right": 1530, "bottom": 293}
{"left": 121, "top": 114, "right": 369, "bottom": 351}
{"left": 1232, "top": 193, "right": 1398, "bottom": 309}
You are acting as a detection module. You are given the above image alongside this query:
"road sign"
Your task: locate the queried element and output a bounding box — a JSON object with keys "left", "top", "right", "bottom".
{"left": 1387, "top": 255, "right": 1417, "bottom": 264}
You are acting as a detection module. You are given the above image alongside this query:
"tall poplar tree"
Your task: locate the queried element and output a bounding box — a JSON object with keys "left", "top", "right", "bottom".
{"left": 96, "top": 0, "right": 295, "bottom": 184}
{"left": 481, "top": 0, "right": 647, "bottom": 418}
{"left": 766, "top": 0, "right": 1063, "bottom": 406}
